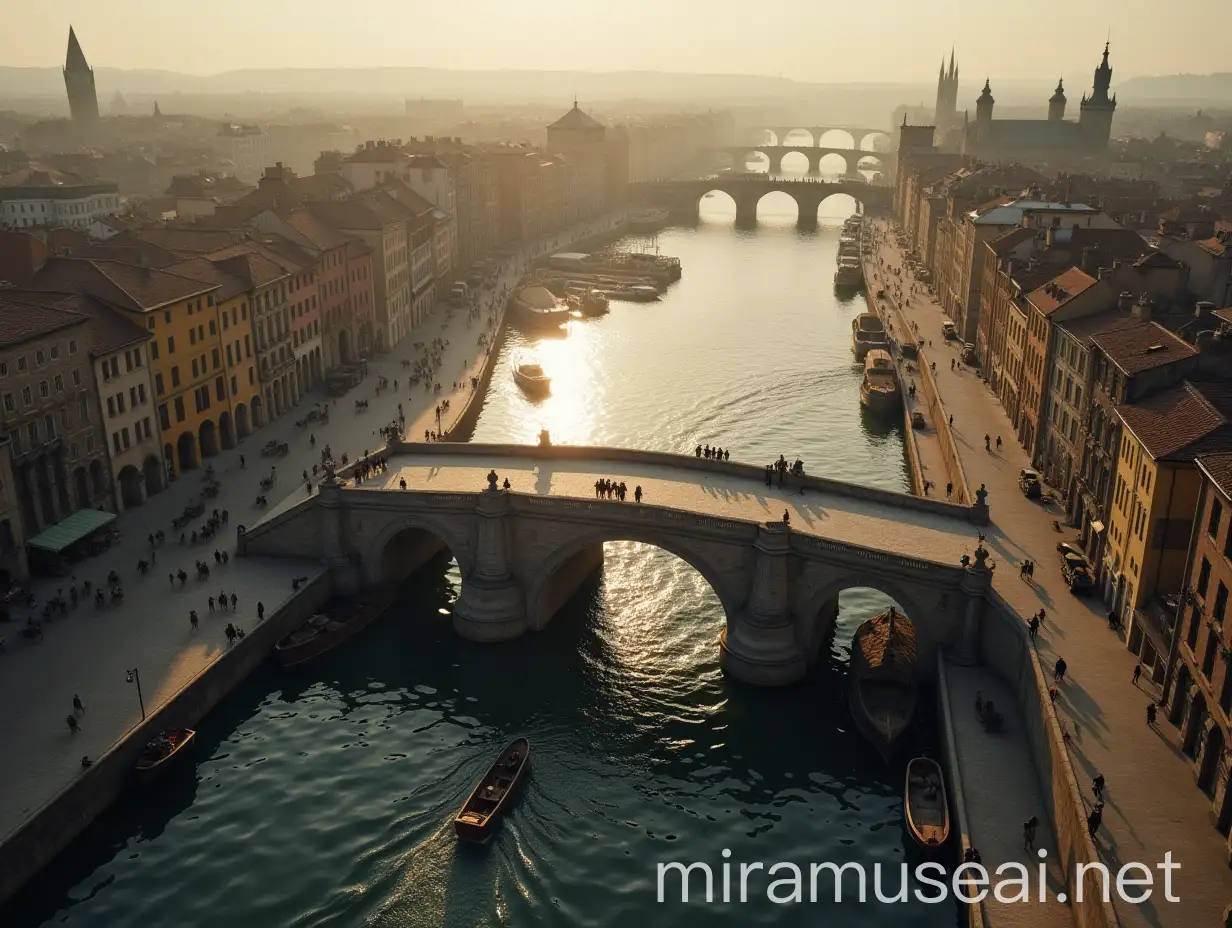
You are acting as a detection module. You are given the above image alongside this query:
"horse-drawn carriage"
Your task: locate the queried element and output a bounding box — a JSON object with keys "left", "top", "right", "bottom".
{"left": 261, "top": 440, "right": 290, "bottom": 457}
{"left": 295, "top": 406, "right": 329, "bottom": 428}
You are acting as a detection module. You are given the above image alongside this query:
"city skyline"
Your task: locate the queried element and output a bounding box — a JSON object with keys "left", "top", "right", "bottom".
{"left": 5, "top": 0, "right": 1232, "bottom": 84}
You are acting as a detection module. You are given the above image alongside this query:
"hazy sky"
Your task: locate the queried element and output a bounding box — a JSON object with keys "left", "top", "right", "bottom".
{"left": 11, "top": 0, "right": 1232, "bottom": 83}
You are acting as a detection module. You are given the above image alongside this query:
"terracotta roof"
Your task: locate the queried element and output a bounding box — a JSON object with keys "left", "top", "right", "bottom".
{"left": 121, "top": 227, "right": 242, "bottom": 258}
{"left": 1025, "top": 267, "right": 1099, "bottom": 316}
{"left": 30, "top": 257, "right": 219, "bottom": 312}
{"left": 1056, "top": 310, "right": 1139, "bottom": 346}
{"left": 1091, "top": 320, "right": 1197, "bottom": 375}
{"left": 1117, "top": 381, "right": 1232, "bottom": 461}
{"left": 0, "top": 165, "right": 89, "bottom": 188}
{"left": 345, "top": 145, "right": 408, "bottom": 165}
{"left": 0, "top": 292, "right": 89, "bottom": 348}
{"left": 282, "top": 210, "right": 350, "bottom": 251}
{"left": 248, "top": 234, "right": 315, "bottom": 272}
{"left": 374, "top": 179, "right": 435, "bottom": 217}
{"left": 1215, "top": 307, "right": 1232, "bottom": 326}
{"left": 165, "top": 256, "right": 250, "bottom": 302}
{"left": 1198, "top": 452, "right": 1232, "bottom": 500}
{"left": 1133, "top": 250, "right": 1184, "bottom": 269}
{"left": 305, "top": 199, "right": 393, "bottom": 232}
{"left": 201, "top": 244, "right": 289, "bottom": 289}
{"left": 68, "top": 241, "right": 182, "bottom": 269}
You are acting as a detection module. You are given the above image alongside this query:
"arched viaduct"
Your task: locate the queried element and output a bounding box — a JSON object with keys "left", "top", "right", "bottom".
{"left": 629, "top": 177, "right": 893, "bottom": 229}
{"left": 746, "top": 126, "right": 894, "bottom": 151}
{"left": 238, "top": 443, "right": 995, "bottom": 687}
{"left": 719, "top": 145, "right": 890, "bottom": 177}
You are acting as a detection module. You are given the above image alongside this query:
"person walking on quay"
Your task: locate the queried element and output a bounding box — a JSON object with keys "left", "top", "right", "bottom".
{"left": 240, "top": 454, "right": 245, "bottom": 469}
{"left": 948, "top": 415, "right": 953, "bottom": 428}
{"left": 225, "top": 623, "right": 237, "bottom": 647}
{"left": 1022, "top": 815, "right": 1038, "bottom": 852}
{"left": 946, "top": 482, "right": 953, "bottom": 499}
{"left": 782, "top": 510, "right": 791, "bottom": 526}
{"left": 169, "top": 572, "right": 176, "bottom": 589}
{"left": 984, "top": 434, "right": 991, "bottom": 451}
{"left": 1054, "top": 657, "right": 1068, "bottom": 683}
{"left": 72, "top": 694, "right": 84, "bottom": 714}
{"left": 257, "top": 601, "right": 265, "bottom": 622}
{"left": 66, "top": 714, "right": 80, "bottom": 735}
{"left": 190, "top": 609, "right": 199, "bottom": 630}
{"left": 996, "top": 436, "right": 1002, "bottom": 451}
{"left": 634, "top": 485, "right": 643, "bottom": 503}
{"left": 208, "top": 596, "right": 215, "bottom": 613}
{"left": 1133, "top": 663, "right": 1142, "bottom": 686}
{"left": 1092, "top": 774, "right": 1105, "bottom": 800}
{"left": 1087, "top": 801, "right": 1104, "bottom": 841}
{"left": 1036, "top": 607, "right": 1046, "bottom": 627}
{"left": 1147, "top": 702, "right": 1158, "bottom": 727}
{"left": 1028, "top": 615, "right": 1040, "bottom": 639}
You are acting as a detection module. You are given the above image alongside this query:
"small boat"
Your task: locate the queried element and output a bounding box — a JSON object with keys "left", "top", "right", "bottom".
{"left": 628, "top": 285, "right": 659, "bottom": 302}
{"left": 835, "top": 257, "right": 864, "bottom": 290}
{"left": 851, "top": 313, "right": 889, "bottom": 360}
{"left": 627, "top": 206, "right": 671, "bottom": 233}
{"left": 511, "top": 285, "right": 573, "bottom": 326}
{"left": 860, "top": 349, "right": 901, "bottom": 415}
{"left": 905, "top": 757, "right": 950, "bottom": 850}
{"left": 579, "top": 289, "right": 609, "bottom": 316}
{"left": 512, "top": 357, "right": 551, "bottom": 394}
{"left": 455, "top": 737, "right": 531, "bottom": 841}
{"left": 135, "top": 728, "right": 196, "bottom": 785}
{"left": 274, "top": 591, "right": 393, "bottom": 667}
{"left": 848, "top": 606, "right": 918, "bottom": 760}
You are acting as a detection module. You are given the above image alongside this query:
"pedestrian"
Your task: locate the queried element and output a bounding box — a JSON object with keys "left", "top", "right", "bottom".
{"left": 996, "top": 436, "right": 1002, "bottom": 451}
{"left": 1037, "top": 608, "right": 1046, "bottom": 627}
{"left": 257, "top": 601, "right": 265, "bottom": 621}
{"left": 984, "top": 434, "right": 991, "bottom": 451}
{"left": 1028, "top": 615, "right": 1040, "bottom": 639}
{"left": 1092, "top": 774, "right": 1105, "bottom": 800}
{"left": 66, "top": 714, "right": 80, "bottom": 734}
{"left": 635, "top": 485, "right": 643, "bottom": 503}
{"left": 782, "top": 509, "right": 791, "bottom": 526}
{"left": 1132, "top": 664, "right": 1142, "bottom": 686}
{"left": 1087, "top": 802, "right": 1104, "bottom": 840}
{"left": 151, "top": 549, "right": 156, "bottom": 566}
{"left": 225, "top": 623, "right": 237, "bottom": 647}
{"left": 169, "top": 572, "right": 175, "bottom": 588}
{"left": 946, "top": 481, "right": 953, "bottom": 499}
{"left": 208, "top": 596, "right": 215, "bottom": 613}
{"left": 72, "top": 694, "right": 84, "bottom": 714}
{"left": 1147, "top": 702, "right": 1158, "bottom": 726}
{"left": 1054, "top": 657, "right": 1067, "bottom": 683}
{"left": 190, "top": 609, "right": 198, "bottom": 630}
{"left": 230, "top": 593, "right": 237, "bottom": 611}
{"left": 240, "top": 454, "right": 246, "bottom": 469}
{"left": 1023, "top": 815, "right": 1038, "bottom": 852}
{"left": 948, "top": 414, "right": 953, "bottom": 428}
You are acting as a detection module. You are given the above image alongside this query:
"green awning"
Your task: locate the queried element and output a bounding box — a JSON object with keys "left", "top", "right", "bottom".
{"left": 26, "top": 509, "right": 117, "bottom": 554}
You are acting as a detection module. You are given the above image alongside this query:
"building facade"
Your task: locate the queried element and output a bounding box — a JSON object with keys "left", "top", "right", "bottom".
{"left": 0, "top": 167, "right": 120, "bottom": 237}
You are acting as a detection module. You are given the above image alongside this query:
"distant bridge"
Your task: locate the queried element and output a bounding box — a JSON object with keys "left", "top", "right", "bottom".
{"left": 239, "top": 442, "right": 996, "bottom": 686}
{"left": 719, "top": 145, "right": 891, "bottom": 176}
{"left": 629, "top": 176, "right": 893, "bottom": 228}
{"left": 741, "top": 125, "right": 896, "bottom": 150}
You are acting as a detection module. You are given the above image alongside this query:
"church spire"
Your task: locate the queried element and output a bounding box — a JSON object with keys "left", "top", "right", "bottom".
{"left": 949, "top": 47, "right": 956, "bottom": 79}
{"left": 65, "top": 26, "right": 89, "bottom": 73}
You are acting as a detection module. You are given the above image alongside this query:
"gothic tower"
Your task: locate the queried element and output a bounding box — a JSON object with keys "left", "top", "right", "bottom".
{"left": 1079, "top": 43, "right": 1117, "bottom": 150}
{"left": 63, "top": 26, "right": 99, "bottom": 125}
{"left": 1048, "top": 79, "right": 1067, "bottom": 121}
{"left": 934, "top": 49, "right": 959, "bottom": 134}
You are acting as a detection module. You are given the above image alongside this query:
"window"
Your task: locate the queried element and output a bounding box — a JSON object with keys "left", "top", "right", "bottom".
{"left": 107, "top": 397, "right": 115, "bottom": 417}
{"left": 151, "top": 341, "right": 159, "bottom": 361}
{"left": 116, "top": 393, "right": 125, "bottom": 413}
{"left": 16, "top": 356, "right": 25, "bottom": 373}
{"left": 21, "top": 386, "right": 31, "bottom": 406}
{"left": 50, "top": 346, "right": 58, "bottom": 361}
{"left": 86, "top": 435, "right": 93, "bottom": 453}
{"left": 1199, "top": 556, "right": 1212, "bottom": 598}
{"left": 171, "top": 366, "right": 180, "bottom": 388}
{"left": 1215, "top": 582, "right": 1229, "bottom": 624}
{"left": 72, "top": 368, "right": 81, "bottom": 387}
{"left": 26, "top": 421, "right": 37, "bottom": 447}
{"left": 189, "top": 328, "right": 196, "bottom": 346}
{"left": 54, "top": 374, "right": 63, "bottom": 393}
{"left": 167, "top": 335, "right": 175, "bottom": 354}
{"left": 174, "top": 396, "right": 185, "bottom": 422}
{"left": 79, "top": 394, "right": 89, "bottom": 422}
{"left": 113, "top": 432, "right": 122, "bottom": 454}
{"left": 155, "top": 372, "right": 165, "bottom": 395}
{"left": 159, "top": 403, "right": 170, "bottom": 430}
{"left": 38, "top": 381, "right": 48, "bottom": 399}
{"left": 121, "top": 427, "right": 130, "bottom": 449}
{"left": 138, "top": 383, "right": 146, "bottom": 404}
{"left": 209, "top": 320, "right": 216, "bottom": 336}
{"left": 1204, "top": 631, "right": 1219, "bottom": 679}
{"left": 212, "top": 348, "right": 220, "bottom": 370}
{"left": 35, "top": 349, "right": 44, "bottom": 367}
{"left": 191, "top": 358, "right": 198, "bottom": 378}
{"left": 231, "top": 375, "right": 238, "bottom": 395}
{"left": 1211, "top": 499, "right": 1224, "bottom": 539}
{"left": 214, "top": 376, "right": 225, "bottom": 403}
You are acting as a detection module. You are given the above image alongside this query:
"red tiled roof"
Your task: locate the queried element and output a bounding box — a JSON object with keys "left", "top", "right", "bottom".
{"left": 282, "top": 210, "right": 351, "bottom": 251}
{"left": 30, "top": 257, "right": 218, "bottom": 312}
{"left": 120, "top": 227, "right": 242, "bottom": 258}
{"left": 1198, "top": 452, "right": 1232, "bottom": 500}
{"left": 1025, "top": 267, "right": 1099, "bottom": 316}
{"left": 201, "top": 244, "right": 289, "bottom": 289}
{"left": 165, "top": 256, "right": 250, "bottom": 302}
{"left": 0, "top": 292, "right": 89, "bottom": 347}
{"left": 305, "top": 199, "right": 392, "bottom": 232}
{"left": 1055, "top": 310, "right": 1139, "bottom": 346}
{"left": 345, "top": 145, "right": 409, "bottom": 165}
{"left": 1116, "top": 381, "right": 1232, "bottom": 460}
{"left": 1091, "top": 320, "right": 1197, "bottom": 375}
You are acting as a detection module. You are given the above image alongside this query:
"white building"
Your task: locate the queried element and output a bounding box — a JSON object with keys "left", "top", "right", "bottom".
{"left": 87, "top": 303, "right": 163, "bottom": 510}
{"left": 0, "top": 166, "right": 120, "bottom": 237}
{"left": 214, "top": 124, "right": 271, "bottom": 183}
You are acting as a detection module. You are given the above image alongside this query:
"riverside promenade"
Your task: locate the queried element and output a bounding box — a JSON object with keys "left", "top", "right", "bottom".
{"left": 870, "top": 221, "right": 1232, "bottom": 928}
{"left": 0, "top": 211, "right": 629, "bottom": 895}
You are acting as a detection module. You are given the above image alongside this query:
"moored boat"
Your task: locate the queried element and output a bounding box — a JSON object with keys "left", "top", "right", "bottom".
{"left": 848, "top": 607, "right": 918, "bottom": 760}
{"left": 455, "top": 737, "right": 531, "bottom": 841}
{"left": 579, "top": 289, "right": 609, "bottom": 315}
{"left": 135, "top": 728, "right": 196, "bottom": 785}
{"left": 860, "top": 349, "right": 901, "bottom": 415}
{"left": 835, "top": 256, "right": 864, "bottom": 290}
{"left": 851, "top": 313, "right": 890, "bottom": 360}
{"left": 627, "top": 206, "right": 671, "bottom": 233}
{"left": 905, "top": 757, "right": 950, "bottom": 850}
{"left": 274, "top": 589, "right": 394, "bottom": 667}
{"left": 511, "top": 285, "right": 573, "bottom": 326}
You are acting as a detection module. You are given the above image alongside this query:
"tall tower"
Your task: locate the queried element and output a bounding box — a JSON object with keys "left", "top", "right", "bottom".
{"left": 976, "top": 79, "right": 995, "bottom": 125}
{"left": 1079, "top": 43, "right": 1117, "bottom": 150}
{"left": 934, "top": 49, "right": 959, "bottom": 134}
{"left": 1048, "top": 79, "right": 1067, "bottom": 121}
{"left": 63, "top": 27, "right": 99, "bottom": 125}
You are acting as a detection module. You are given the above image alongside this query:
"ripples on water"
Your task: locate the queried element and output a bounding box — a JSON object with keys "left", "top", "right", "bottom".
{"left": 9, "top": 195, "right": 952, "bottom": 927}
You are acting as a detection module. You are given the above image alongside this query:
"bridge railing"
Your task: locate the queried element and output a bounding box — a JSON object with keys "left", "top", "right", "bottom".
{"left": 385, "top": 440, "right": 984, "bottom": 524}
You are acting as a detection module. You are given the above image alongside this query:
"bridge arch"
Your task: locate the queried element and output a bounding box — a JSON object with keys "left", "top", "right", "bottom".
{"left": 364, "top": 514, "right": 474, "bottom": 586}
{"left": 818, "top": 129, "right": 856, "bottom": 150}
{"left": 859, "top": 131, "right": 894, "bottom": 152}
{"left": 754, "top": 189, "right": 800, "bottom": 224}
{"left": 778, "top": 150, "right": 811, "bottom": 175}
{"left": 526, "top": 524, "right": 743, "bottom": 634}
{"left": 697, "top": 188, "right": 738, "bottom": 222}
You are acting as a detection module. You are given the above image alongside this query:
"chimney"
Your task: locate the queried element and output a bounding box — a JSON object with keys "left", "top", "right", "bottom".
{"left": 1196, "top": 300, "right": 1216, "bottom": 319}
{"left": 1045, "top": 226, "right": 1055, "bottom": 248}
{"left": 1081, "top": 245, "right": 1098, "bottom": 276}
{"left": 1132, "top": 293, "right": 1153, "bottom": 321}
{"left": 1117, "top": 291, "right": 1134, "bottom": 313}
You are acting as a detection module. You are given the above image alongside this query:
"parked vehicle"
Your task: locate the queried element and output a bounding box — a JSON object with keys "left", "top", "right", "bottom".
{"left": 1019, "top": 469, "right": 1042, "bottom": 499}
{"left": 960, "top": 343, "right": 979, "bottom": 366}
{"left": 941, "top": 321, "right": 957, "bottom": 340}
{"left": 1064, "top": 561, "right": 1095, "bottom": 594}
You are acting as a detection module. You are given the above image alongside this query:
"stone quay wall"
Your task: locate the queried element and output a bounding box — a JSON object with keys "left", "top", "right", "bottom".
{"left": 981, "top": 588, "right": 1120, "bottom": 928}
{"left": 0, "top": 573, "right": 333, "bottom": 908}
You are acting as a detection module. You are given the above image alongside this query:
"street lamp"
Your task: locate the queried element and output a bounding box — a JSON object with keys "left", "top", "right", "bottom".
{"left": 125, "top": 667, "right": 146, "bottom": 720}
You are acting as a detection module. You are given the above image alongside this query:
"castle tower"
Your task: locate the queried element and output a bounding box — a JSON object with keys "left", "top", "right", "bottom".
{"left": 1048, "top": 78, "right": 1067, "bottom": 121}
{"left": 63, "top": 26, "right": 99, "bottom": 125}
{"left": 1079, "top": 43, "right": 1117, "bottom": 150}
{"left": 976, "top": 79, "right": 995, "bottom": 125}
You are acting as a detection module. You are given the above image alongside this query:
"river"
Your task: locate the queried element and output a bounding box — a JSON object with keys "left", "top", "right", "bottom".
{"left": 7, "top": 188, "right": 955, "bottom": 927}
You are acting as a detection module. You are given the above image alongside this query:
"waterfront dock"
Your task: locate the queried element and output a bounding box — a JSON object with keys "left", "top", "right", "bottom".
{"left": 871, "top": 221, "right": 1232, "bottom": 927}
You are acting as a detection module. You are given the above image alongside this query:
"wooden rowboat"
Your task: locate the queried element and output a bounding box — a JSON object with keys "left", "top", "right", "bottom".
{"left": 847, "top": 607, "right": 918, "bottom": 760}
{"left": 274, "top": 589, "right": 393, "bottom": 667}
{"left": 905, "top": 757, "right": 950, "bottom": 850}
{"left": 135, "top": 728, "right": 196, "bottom": 785}
{"left": 455, "top": 737, "right": 531, "bottom": 842}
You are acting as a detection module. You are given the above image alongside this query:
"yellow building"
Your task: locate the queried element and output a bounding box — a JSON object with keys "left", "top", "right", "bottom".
{"left": 29, "top": 257, "right": 227, "bottom": 480}
{"left": 1107, "top": 381, "right": 1232, "bottom": 620}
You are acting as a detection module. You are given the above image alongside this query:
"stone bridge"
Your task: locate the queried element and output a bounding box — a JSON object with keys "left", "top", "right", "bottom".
{"left": 629, "top": 177, "right": 892, "bottom": 228}
{"left": 719, "top": 145, "right": 890, "bottom": 177}
{"left": 743, "top": 126, "right": 895, "bottom": 150}
{"left": 238, "top": 443, "right": 997, "bottom": 686}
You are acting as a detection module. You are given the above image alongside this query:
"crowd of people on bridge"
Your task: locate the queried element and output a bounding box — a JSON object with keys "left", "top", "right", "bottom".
{"left": 594, "top": 478, "right": 643, "bottom": 503}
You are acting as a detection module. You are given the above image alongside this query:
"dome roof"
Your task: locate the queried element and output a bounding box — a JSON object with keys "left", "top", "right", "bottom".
{"left": 1050, "top": 79, "right": 1067, "bottom": 103}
